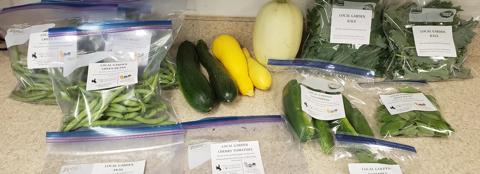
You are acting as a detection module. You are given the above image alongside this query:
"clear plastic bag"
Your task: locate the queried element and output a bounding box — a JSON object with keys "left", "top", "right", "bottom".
{"left": 268, "top": 59, "right": 376, "bottom": 154}
{"left": 47, "top": 20, "right": 179, "bottom": 131}
{"left": 0, "top": 3, "right": 121, "bottom": 104}
{"left": 383, "top": 0, "right": 478, "bottom": 81}
{"left": 182, "top": 115, "right": 309, "bottom": 174}
{"left": 334, "top": 133, "right": 417, "bottom": 174}
{"left": 366, "top": 81, "right": 454, "bottom": 137}
{"left": 41, "top": 124, "right": 186, "bottom": 174}
{"left": 302, "top": 0, "right": 389, "bottom": 76}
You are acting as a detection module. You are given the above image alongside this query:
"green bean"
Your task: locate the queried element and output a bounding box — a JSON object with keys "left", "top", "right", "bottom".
{"left": 107, "top": 103, "right": 128, "bottom": 113}
{"left": 124, "top": 112, "right": 140, "bottom": 119}
{"left": 122, "top": 99, "right": 140, "bottom": 107}
{"left": 62, "top": 98, "right": 100, "bottom": 131}
{"left": 126, "top": 106, "right": 142, "bottom": 112}
{"left": 133, "top": 115, "right": 169, "bottom": 125}
{"left": 112, "top": 91, "right": 135, "bottom": 103}
{"left": 144, "top": 103, "right": 167, "bottom": 119}
{"left": 89, "top": 120, "right": 142, "bottom": 127}
{"left": 105, "top": 112, "right": 124, "bottom": 119}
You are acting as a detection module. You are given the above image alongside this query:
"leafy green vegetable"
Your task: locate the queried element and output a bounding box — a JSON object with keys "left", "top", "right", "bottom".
{"left": 350, "top": 148, "right": 397, "bottom": 164}
{"left": 383, "top": 0, "right": 478, "bottom": 81}
{"left": 377, "top": 86, "right": 454, "bottom": 137}
{"left": 302, "top": 0, "right": 389, "bottom": 76}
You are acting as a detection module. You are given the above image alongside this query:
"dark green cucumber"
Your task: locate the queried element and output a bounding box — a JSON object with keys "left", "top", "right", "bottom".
{"left": 176, "top": 41, "right": 216, "bottom": 112}
{"left": 282, "top": 80, "right": 315, "bottom": 142}
{"left": 195, "top": 40, "right": 238, "bottom": 103}
{"left": 343, "top": 96, "right": 374, "bottom": 136}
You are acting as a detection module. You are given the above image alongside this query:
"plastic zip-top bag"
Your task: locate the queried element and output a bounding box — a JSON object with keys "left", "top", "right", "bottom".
{"left": 0, "top": 3, "right": 121, "bottom": 105}
{"left": 268, "top": 59, "right": 376, "bottom": 154}
{"left": 302, "top": 0, "right": 389, "bottom": 76}
{"left": 47, "top": 20, "right": 178, "bottom": 131}
{"left": 367, "top": 81, "right": 454, "bottom": 138}
{"left": 334, "top": 133, "right": 417, "bottom": 174}
{"left": 383, "top": 0, "right": 478, "bottom": 81}
{"left": 182, "top": 115, "right": 309, "bottom": 174}
{"left": 41, "top": 124, "right": 186, "bottom": 174}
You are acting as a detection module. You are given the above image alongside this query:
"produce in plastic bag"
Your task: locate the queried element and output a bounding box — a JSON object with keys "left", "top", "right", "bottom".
{"left": 269, "top": 59, "right": 375, "bottom": 154}
{"left": 302, "top": 0, "right": 389, "bottom": 75}
{"left": 47, "top": 20, "right": 178, "bottom": 131}
{"left": 0, "top": 3, "right": 121, "bottom": 104}
{"left": 383, "top": 0, "right": 478, "bottom": 81}
{"left": 41, "top": 124, "right": 185, "bottom": 174}
{"left": 371, "top": 82, "right": 454, "bottom": 137}
{"left": 182, "top": 115, "right": 309, "bottom": 174}
{"left": 334, "top": 133, "right": 417, "bottom": 174}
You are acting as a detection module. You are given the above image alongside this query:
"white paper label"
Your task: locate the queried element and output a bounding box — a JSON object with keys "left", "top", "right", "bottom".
{"left": 210, "top": 141, "right": 265, "bottom": 174}
{"left": 5, "top": 23, "right": 55, "bottom": 48}
{"left": 86, "top": 61, "right": 138, "bottom": 91}
{"left": 189, "top": 142, "right": 214, "bottom": 169}
{"left": 348, "top": 163, "right": 402, "bottom": 174}
{"left": 379, "top": 93, "right": 437, "bottom": 115}
{"left": 412, "top": 26, "right": 457, "bottom": 57}
{"left": 59, "top": 160, "right": 145, "bottom": 174}
{"left": 330, "top": 8, "right": 373, "bottom": 45}
{"left": 409, "top": 8, "right": 456, "bottom": 23}
{"left": 300, "top": 85, "right": 345, "bottom": 120}
{"left": 26, "top": 32, "right": 76, "bottom": 69}
{"left": 105, "top": 31, "right": 152, "bottom": 66}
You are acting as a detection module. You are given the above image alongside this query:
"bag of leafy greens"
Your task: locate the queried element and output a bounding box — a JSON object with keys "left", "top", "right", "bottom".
{"left": 47, "top": 20, "right": 179, "bottom": 131}
{"left": 366, "top": 81, "right": 454, "bottom": 137}
{"left": 0, "top": 3, "right": 121, "bottom": 104}
{"left": 41, "top": 124, "right": 186, "bottom": 174}
{"left": 334, "top": 133, "right": 417, "bottom": 174}
{"left": 302, "top": 0, "right": 389, "bottom": 76}
{"left": 383, "top": 0, "right": 478, "bottom": 81}
{"left": 182, "top": 115, "right": 309, "bottom": 174}
{"left": 269, "top": 59, "right": 376, "bottom": 154}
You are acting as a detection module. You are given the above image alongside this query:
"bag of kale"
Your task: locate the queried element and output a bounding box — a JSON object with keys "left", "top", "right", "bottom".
{"left": 383, "top": 0, "right": 478, "bottom": 81}
{"left": 302, "top": 0, "right": 389, "bottom": 76}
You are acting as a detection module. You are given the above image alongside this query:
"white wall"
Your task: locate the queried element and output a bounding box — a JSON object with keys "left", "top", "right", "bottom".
{"left": 1, "top": 0, "right": 479, "bottom": 18}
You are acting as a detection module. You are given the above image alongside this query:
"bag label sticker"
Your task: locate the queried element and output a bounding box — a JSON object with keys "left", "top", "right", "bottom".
{"left": 300, "top": 85, "right": 346, "bottom": 120}
{"left": 59, "top": 160, "right": 145, "bottom": 174}
{"left": 26, "top": 32, "right": 76, "bottom": 69}
{"left": 409, "top": 8, "right": 456, "bottom": 23}
{"left": 5, "top": 23, "right": 55, "bottom": 48}
{"left": 330, "top": 8, "right": 373, "bottom": 45}
{"left": 348, "top": 163, "right": 402, "bottom": 174}
{"left": 210, "top": 141, "right": 265, "bottom": 174}
{"left": 86, "top": 61, "right": 138, "bottom": 91}
{"left": 105, "top": 31, "right": 152, "bottom": 66}
{"left": 412, "top": 26, "right": 457, "bottom": 57}
{"left": 380, "top": 93, "right": 437, "bottom": 115}
{"left": 188, "top": 142, "right": 214, "bottom": 169}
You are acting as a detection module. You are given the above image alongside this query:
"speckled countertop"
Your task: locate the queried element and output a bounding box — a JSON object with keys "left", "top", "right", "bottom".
{"left": 1, "top": 16, "right": 479, "bottom": 174}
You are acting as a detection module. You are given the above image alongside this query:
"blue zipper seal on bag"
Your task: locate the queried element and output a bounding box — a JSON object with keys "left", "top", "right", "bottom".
{"left": 268, "top": 59, "right": 376, "bottom": 78}
{"left": 46, "top": 124, "right": 184, "bottom": 143}
{"left": 48, "top": 20, "right": 172, "bottom": 37}
{"left": 335, "top": 133, "right": 417, "bottom": 153}
{"left": 182, "top": 115, "right": 282, "bottom": 129}
{"left": 0, "top": 3, "right": 118, "bottom": 14}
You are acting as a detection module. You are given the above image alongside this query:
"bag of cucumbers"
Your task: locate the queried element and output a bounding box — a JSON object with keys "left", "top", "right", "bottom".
{"left": 366, "top": 81, "right": 454, "bottom": 138}
{"left": 334, "top": 133, "right": 418, "bottom": 174}
{"left": 47, "top": 20, "right": 179, "bottom": 131}
{"left": 0, "top": 3, "right": 121, "bottom": 104}
{"left": 269, "top": 59, "right": 376, "bottom": 154}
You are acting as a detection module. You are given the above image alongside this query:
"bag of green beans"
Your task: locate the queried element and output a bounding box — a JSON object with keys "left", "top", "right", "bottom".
{"left": 0, "top": 3, "right": 121, "bottom": 104}
{"left": 47, "top": 20, "right": 178, "bottom": 131}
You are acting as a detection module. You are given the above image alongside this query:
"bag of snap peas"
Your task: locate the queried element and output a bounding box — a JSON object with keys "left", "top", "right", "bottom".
{"left": 334, "top": 133, "right": 417, "bottom": 174}
{"left": 268, "top": 59, "right": 376, "bottom": 154}
{"left": 182, "top": 115, "right": 309, "bottom": 174}
{"left": 0, "top": 3, "right": 121, "bottom": 105}
{"left": 47, "top": 20, "right": 178, "bottom": 131}
{"left": 302, "top": 0, "right": 389, "bottom": 76}
{"left": 383, "top": 0, "right": 478, "bottom": 81}
{"left": 41, "top": 124, "right": 186, "bottom": 174}
{"left": 367, "top": 81, "right": 454, "bottom": 138}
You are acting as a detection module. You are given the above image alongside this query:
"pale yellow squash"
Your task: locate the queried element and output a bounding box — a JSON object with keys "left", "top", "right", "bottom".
{"left": 253, "top": 0, "right": 303, "bottom": 66}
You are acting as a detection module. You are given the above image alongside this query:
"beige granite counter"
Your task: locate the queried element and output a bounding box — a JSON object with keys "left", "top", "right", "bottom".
{"left": 1, "top": 16, "right": 480, "bottom": 174}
